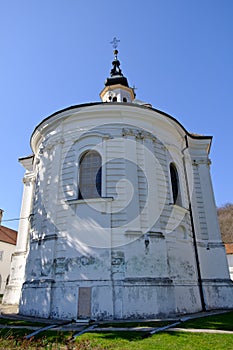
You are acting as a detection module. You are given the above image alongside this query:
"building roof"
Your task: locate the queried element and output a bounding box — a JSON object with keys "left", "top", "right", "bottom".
{"left": 225, "top": 243, "right": 233, "bottom": 254}
{"left": 0, "top": 225, "right": 17, "bottom": 245}
{"left": 30, "top": 102, "right": 213, "bottom": 150}
{"left": 104, "top": 49, "right": 130, "bottom": 88}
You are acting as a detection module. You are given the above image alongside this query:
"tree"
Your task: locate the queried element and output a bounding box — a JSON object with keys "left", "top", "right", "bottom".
{"left": 217, "top": 203, "right": 233, "bottom": 243}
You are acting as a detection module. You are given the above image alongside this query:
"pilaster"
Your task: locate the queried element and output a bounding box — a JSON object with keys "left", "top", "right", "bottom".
{"left": 3, "top": 172, "right": 35, "bottom": 305}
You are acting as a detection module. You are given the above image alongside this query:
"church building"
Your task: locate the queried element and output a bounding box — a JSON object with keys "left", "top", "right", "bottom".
{"left": 3, "top": 44, "right": 233, "bottom": 320}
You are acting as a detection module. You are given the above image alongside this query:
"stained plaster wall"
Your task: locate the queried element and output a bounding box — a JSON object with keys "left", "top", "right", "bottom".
{"left": 5, "top": 103, "right": 233, "bottom": 319}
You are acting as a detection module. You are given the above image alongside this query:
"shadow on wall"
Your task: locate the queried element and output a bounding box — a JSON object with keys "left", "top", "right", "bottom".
{"left": 19, "top": 124, "right": 190, "bottom": 319}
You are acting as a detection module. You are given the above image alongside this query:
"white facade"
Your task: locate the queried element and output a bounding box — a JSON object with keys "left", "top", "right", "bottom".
{"left": 3, "top": 53, "right": 233, "bottom": 319}
{"left": 227, "top": 255, "right": 233, "bottom": 280}
{"left": 225, "top": 245, "right": 233, "bottom": 280}
{"left": 0, "top": 241, "right": 16, "bottom": 295}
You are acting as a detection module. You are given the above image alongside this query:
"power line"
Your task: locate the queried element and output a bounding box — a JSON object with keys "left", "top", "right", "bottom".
{"left": 2, "top": 216, "right": 30, "bottom": 222}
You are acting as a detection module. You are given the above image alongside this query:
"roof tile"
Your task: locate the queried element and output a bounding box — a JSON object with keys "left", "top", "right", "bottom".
{"left": 0, "top": 225, "right": 17, "bottom": 245}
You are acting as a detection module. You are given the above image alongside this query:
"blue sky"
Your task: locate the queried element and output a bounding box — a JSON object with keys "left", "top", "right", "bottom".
{"left": 0, "top": 0, "right": 232, "bottom": 230}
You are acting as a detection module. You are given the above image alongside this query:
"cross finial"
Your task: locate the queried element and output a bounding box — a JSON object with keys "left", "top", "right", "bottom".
{"left": 110, "top": 37, "right": 120, "bottom": 50}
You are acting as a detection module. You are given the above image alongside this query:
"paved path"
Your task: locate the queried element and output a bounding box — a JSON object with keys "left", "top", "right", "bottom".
{"left": 167, "top": 327, "right": 233, "bottom": 334}
{"left": 1, "top": 305, "right": 233, "bottom": 336}
{"left": 1, "top": 323, "right": 233, "bottom": 335}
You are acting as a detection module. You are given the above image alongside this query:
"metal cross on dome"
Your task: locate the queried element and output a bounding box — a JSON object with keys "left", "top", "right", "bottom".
{"left": 110, "top": 37, "right": 120, "bottom": 49}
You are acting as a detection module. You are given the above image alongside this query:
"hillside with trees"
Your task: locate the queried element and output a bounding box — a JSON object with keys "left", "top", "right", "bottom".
{"left": 217, "top": 203, "right": 233, "bottom": 243}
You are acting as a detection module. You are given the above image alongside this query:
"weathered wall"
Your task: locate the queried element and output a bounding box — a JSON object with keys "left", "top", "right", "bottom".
{"left": 6, "top": 103, "right": 233, "bottom": 319}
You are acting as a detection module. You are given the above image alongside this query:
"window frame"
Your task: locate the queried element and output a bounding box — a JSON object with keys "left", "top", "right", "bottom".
{"left": 169, "top": 162, "right": 182, "bottom": 206}
{"left": 78, "top": 150, "right": 102, "bottom": 200}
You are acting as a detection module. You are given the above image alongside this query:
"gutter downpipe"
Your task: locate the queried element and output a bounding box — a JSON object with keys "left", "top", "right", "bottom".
{"left": 182, "top": 135, "right": 206, "bottom": 311}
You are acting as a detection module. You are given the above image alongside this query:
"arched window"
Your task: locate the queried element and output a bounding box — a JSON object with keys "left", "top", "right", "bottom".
{"left": 170, "top": 163, "right": 181, "bottom": 205}
{"left": 6, "top": 275, "right": 9, "bottom": 286}
{"left": 112, "top": 96, "right": 117, "bottom": 102}
{"left": 78, "top": 150, "right": 102, "bottom": 199}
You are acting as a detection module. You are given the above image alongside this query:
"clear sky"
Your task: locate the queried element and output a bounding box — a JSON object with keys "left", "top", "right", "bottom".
{"left": 0, "top": 0, "right": 232, "bottom": 230}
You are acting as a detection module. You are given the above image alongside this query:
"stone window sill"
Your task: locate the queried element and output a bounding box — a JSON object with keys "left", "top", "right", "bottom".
{"left": 66, "top": 197, "right": 113, "bottom": 205}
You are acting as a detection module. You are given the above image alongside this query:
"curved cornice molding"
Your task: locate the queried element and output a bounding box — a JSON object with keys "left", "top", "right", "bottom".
{"left": 30, "top": 102, "right": 213, "bottom": 153}
{"left": 73, "top": 131, "right": 112, "bottom": 144}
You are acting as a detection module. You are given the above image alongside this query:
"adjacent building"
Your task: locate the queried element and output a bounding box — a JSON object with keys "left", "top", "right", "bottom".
{"left": 0, "top": 210, "right": 18, "bottom": 295}
{"left": 225, "top": 244, "right": 233, "bottom": 280}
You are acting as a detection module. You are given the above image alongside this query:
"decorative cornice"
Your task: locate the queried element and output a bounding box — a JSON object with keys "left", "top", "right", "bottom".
{"left": 122, "top": 128, "right": 156, "bottom": 141}
{"left": 30, "top": 102, "right": 212, "bottom": 155}
{"left": 23, "top": 174, "right": 35, "bottom": 185}
{"left": 23, "top": 279, "right": 55, "bottom": 286}
{"left": 201, "top": 278, "right": 233, "bottom": 285}
{"left": 39, "top": 136, "right": 65, "bottom": 153}
{"left": 72, "top": 131, "right": 112, "bottom": 144}
{"left": 192, "top": 158, "right": 211, "bottom": 166}
{"left": 147, "top": 231, "right": 165, "bottom": 239}
{"left": 124, "top": 277, "right": 173, "bottom": 285}
{"left": 207, "top": 242, "right": 225, "bottom": 249}
{"left": 66, "top": 197, "right": 113, "bottom": 205}
{"left": 197, "top": 241, "right": 225, "bottom": 249}
{"left": 125, "top": 230, "right": 142, "bottom": 236}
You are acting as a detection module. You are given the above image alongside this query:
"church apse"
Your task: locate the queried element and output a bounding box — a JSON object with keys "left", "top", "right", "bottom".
{"left": 4, "top": 43, "right": 233, "bottom": 319}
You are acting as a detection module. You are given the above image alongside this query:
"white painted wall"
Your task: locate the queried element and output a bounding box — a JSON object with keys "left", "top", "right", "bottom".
{"left": 0, "top": 241, "right": 16, "bottom": 294}
{"left": 4, "top": 102, "right": 233, "bottom": 319}
{"left": 227, "top": 255, "right": 233, "bottom": 280}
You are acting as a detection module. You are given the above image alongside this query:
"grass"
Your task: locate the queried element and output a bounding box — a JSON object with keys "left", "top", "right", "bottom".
{"left": 0, "top": 328, "right": 72, "bottom": 350}
{"left": 76, "top": 332, "right": 233, "bottom": 350}
{"left": 1, "top": 329, "right": 233, "bottom": 350}
{"left": 181, "top": 311, "right": 233, "bottom": 331}
{"left": 0, "top": 317, "right": 47, "bottom": 327}
{"left": 0, "top": 311, "right": 233, "bottom": 349}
